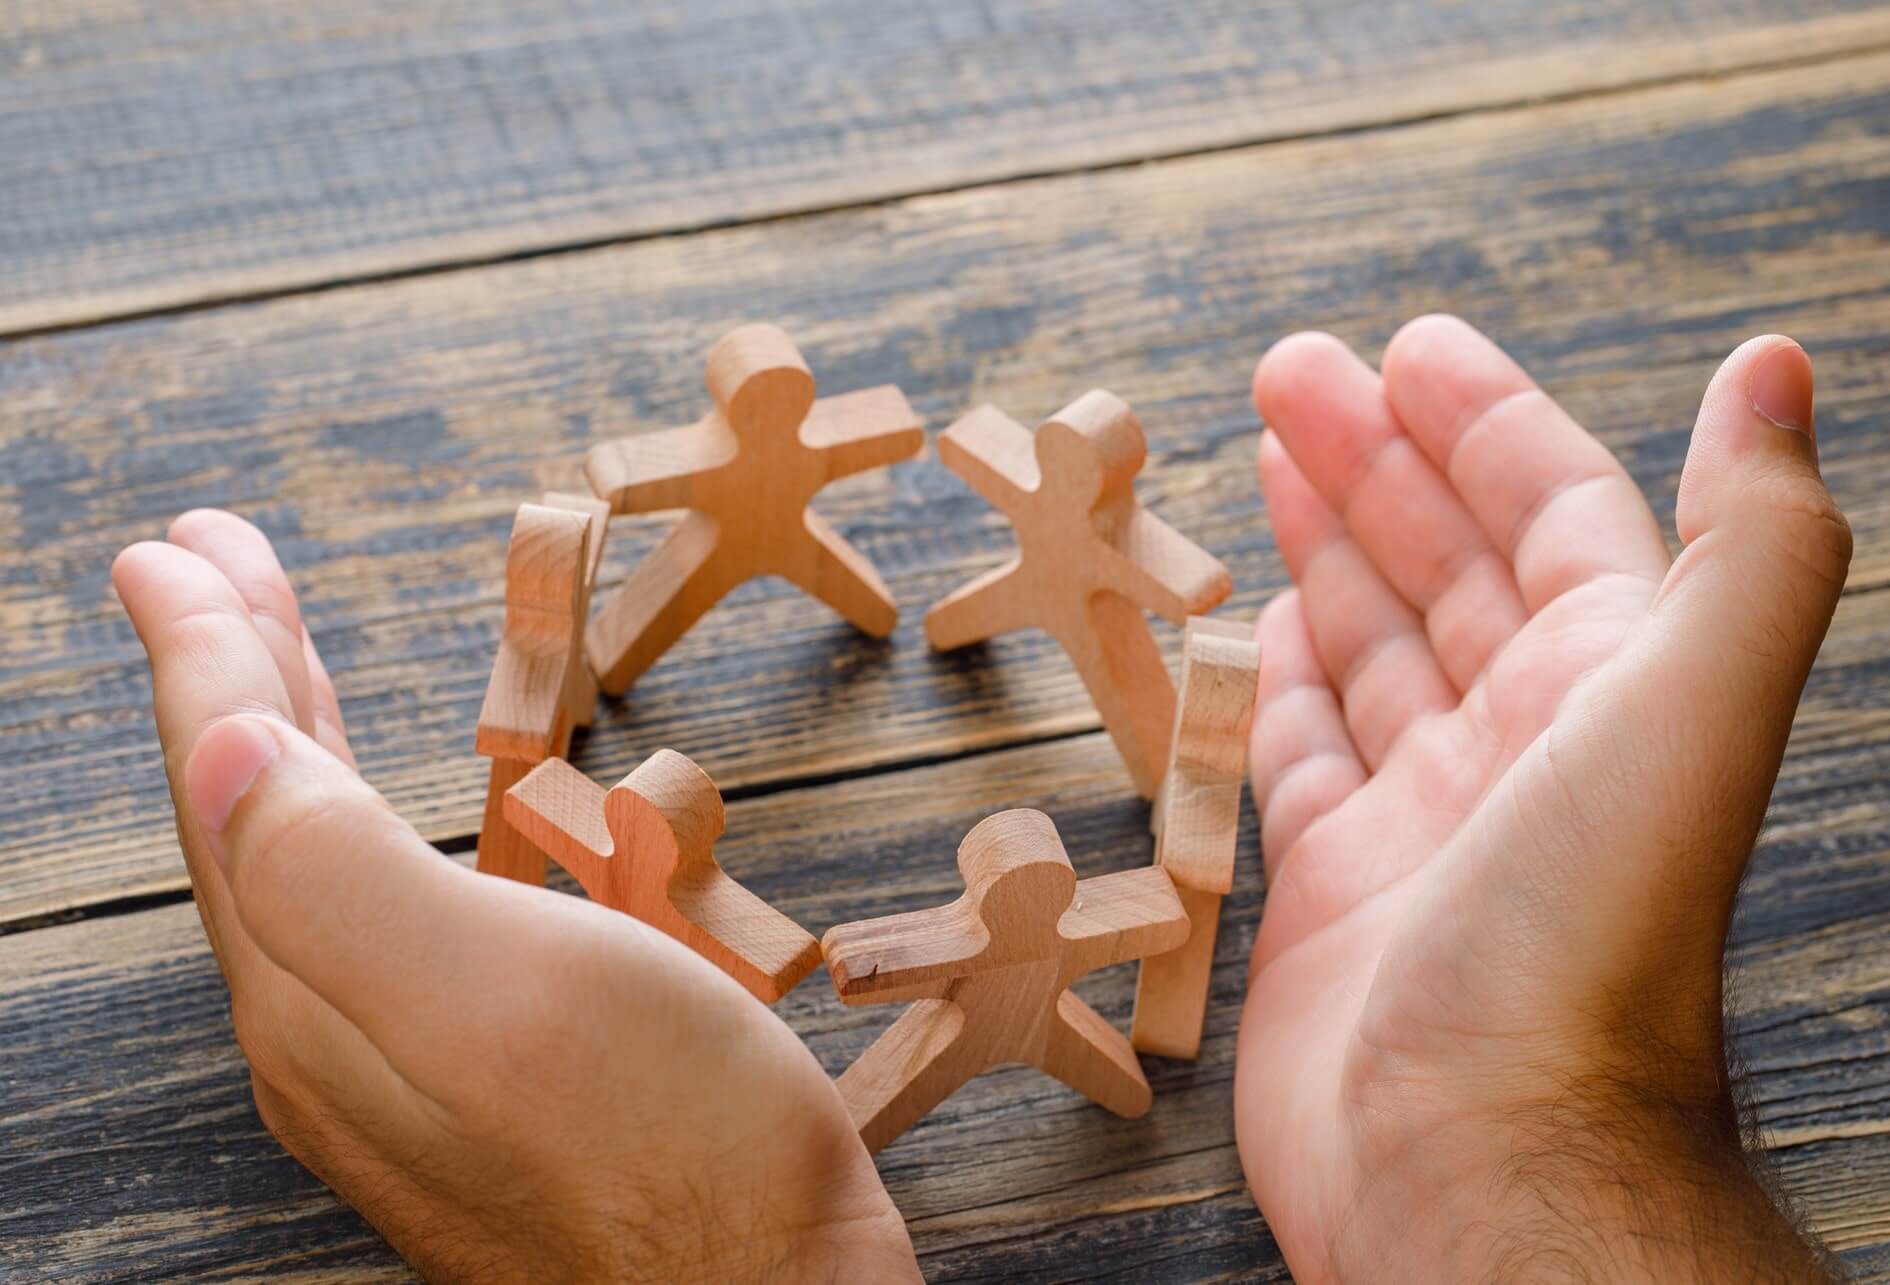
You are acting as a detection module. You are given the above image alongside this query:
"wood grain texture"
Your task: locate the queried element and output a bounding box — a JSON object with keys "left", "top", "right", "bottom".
{"left": 584, "top": 322, "right": 922, "bottom": 693}
{"left": 473, "top": 496, "right": 605, "bottom": 883}
{"left": 6, "top": 715, "right": 1890, "bottom": 1281}
{"left": 503, "top": 750, "right": 823, "bottom": 1003}
{"left": 824, "top": 809, "right": 1188, "bottom": 1153}
{"left": 1133, "top": 618, "right": 1258, "bottom": 1061}
{"left": 5, "top": 1, "right": 1890, "bottom": 333}
{"left": 926, "top": 394, "right": 1231, "bottom": 798}
{"left": 6, "top": 53, "right": 1890, "bottom": 927}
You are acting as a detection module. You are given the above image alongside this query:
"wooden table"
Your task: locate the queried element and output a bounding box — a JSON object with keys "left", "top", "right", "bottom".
{"left": 5, "top": 2, "right": 1890, "bottom": 1278}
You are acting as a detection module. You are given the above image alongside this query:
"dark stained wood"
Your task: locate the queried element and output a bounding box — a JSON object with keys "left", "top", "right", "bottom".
{"left": 7, "top": 52, "right": 1890, "bottom": 926}
{"left": 3, "top": 1, "right": 1890, "bottom": 333}
{"left": 5, "top": 720, "right": 1890, "bottom": 1281}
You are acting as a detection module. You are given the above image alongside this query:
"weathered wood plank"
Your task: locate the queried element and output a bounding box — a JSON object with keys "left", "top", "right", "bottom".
{"left": 4, "top": 2, "right": 1890, "bottom": 333}
{"left": 6, "top": 52, "right": 1890, "bottom": 925}
{"left": 3, "top": 717, "right": 1888, "bottom": 1280}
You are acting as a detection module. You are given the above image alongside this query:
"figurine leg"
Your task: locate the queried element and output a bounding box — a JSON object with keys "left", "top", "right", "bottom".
{"left": 476, "top": 757, "right": 547, "bottom": 885}
{"left": 560, "top": 651, "right": 599, "bottom": 733}
{"left": 1059, "top": 592, "right": 1176, "bottom": 799}
{"left": 837, "top": 1000, "right": 976, "bottom": 1155}
{"left": 1130, "top": 886, "right": 1221, "bottom": 1060}
{"left": 586, "top": 512, "right": 730, "bottom": 695}
{"left": 1035, "top": 990, "right": 1153, "bottom": 1119}
{"left": 923, "top": 558, "right": 1029, "bottom": 651}
{"left": 779, "top": 510, "right": 901, "bottom": 637}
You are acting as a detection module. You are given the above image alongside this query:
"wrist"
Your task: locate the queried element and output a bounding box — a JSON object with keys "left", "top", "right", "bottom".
{"left": 1331, "top": 1084, "right": 1831, "bottom": 1283}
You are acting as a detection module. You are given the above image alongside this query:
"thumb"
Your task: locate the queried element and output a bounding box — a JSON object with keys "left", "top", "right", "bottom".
{"left": 1552, "top": 337, "right": 1851, "bottom": 983}
{"left": 183, "top": 714, "right": 583, "bottom": 1088}
{"left": 1661, "top": 336, "right": 1851, "bottom": 760}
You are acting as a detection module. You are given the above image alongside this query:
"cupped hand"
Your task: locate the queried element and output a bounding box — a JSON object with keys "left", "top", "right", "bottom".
{"left": 114, "top": 511, "right": 917, "bottom": 1283}
{"left": 1237, "top": 318, "right": 1847, "bottom": 1280}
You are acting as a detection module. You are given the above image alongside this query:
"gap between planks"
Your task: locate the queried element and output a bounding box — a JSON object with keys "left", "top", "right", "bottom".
{"left": 4, "top": 24, "right": 1890, "bottom": 345}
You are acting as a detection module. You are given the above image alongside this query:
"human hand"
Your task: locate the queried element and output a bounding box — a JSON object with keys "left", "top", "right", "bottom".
{"left": 1236, "top": 318, "right": 1846, "bottom": 1281}
{"left": 114, "top": 511, "right": 917, "bottom": 1283}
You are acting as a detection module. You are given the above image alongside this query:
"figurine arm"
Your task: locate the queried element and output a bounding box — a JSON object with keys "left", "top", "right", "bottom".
{"left": 936, "top": 405, "right": 1037, "bottom": 513}
{"left": 1105, "top": 511, "right": 1232, "bottom": 624}
{"left": 803, "top": 387, "right": 924, "bottom": 479}
{"left": 475, "top": 635, "right": 570, "bottom": 762}
{"left": 585, "top": 421, "right": 737, "bottom": 515}
{"left": 1057, "top": 866, "right": 1190, "bottom": 979}
{"left": 475, "top": 503, "right": 592, "bottom": 761}
{"left": 822, "top": 902, "right": 985, "bottom": 1005}
{"left": 667, "top": 867, "right": 822, "bottom": 1004}
{"left": 501, "top": 758, "right": 614, "bottom": 891}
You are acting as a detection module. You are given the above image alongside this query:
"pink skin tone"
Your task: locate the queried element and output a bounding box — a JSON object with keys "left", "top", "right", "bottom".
{"left": 1237, "top": 317, "right": 1843, "bottom": 1279}
{"left": 115, "top": 316, "right": 1842, "bottom": 1280}
{"left": 114, "top": 514, "right": 917, "bottom": 1284}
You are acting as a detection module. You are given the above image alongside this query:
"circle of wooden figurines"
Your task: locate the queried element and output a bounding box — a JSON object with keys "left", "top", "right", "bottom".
{"left": 471, "top": 323, "right": 1261, "bottom": 1152}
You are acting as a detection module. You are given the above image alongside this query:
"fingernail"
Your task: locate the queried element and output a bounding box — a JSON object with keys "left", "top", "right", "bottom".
{"left": 1749, "top": 342, "right": 1815, "bottom": 438}
{"left": 185, "top": 718, "right": 279, "bottom": 857}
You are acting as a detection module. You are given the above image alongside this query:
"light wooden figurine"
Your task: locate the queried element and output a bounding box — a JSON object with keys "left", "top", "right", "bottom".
{"left": 502, "top": 749, "right": 821, "bottom": 1004}
{"left": 584, "top": 324, "right": 924, "bottom": 693}
{"left": 475, "top": 494, "right": 611, "bottom": 885}
{"left": 1130, "top": 616, "right": 1260, "bottom": 1060}
{"left": 822, "top": 809, "right": 1190, "bottom": 1154}
{"left": 924, "top": 392, "right": 1231, "bottom": 798}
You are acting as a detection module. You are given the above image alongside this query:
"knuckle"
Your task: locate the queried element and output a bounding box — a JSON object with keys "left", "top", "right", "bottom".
{"left": 1751, "top": 470, "right": 1854, "bottom": 591}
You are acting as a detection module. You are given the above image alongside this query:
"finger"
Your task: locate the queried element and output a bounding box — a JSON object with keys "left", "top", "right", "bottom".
{"left": 1661, "top": 336, "right": 1849, "bottom": 778}
{"left": 167, "top": 509, "right": 317, "bottom": 737}
{"left": 114, "top": 544, "right": 407, "bottom": 1109}
{"left": 185, "top": 713, "right": 724, "bottom": 1103}
{"left": 113, "top": 540, "right": 299, "bottom": 806}
{"left": 1258, "top": 431, "right": 1458, "bottom": 767}
{"left": 1248, "top": 590, "right": 1367, "bottom": 876}
{"left": 302, "top": 626, "right": 356, "bottom": 768}
{"left": 1254, "top": 333, "right": 1528, "bottom": 689}
{"left": 1420, "top": 339, "right": 1850, "bottom": 1034}
{"left": 1381, "top": 315, "right": 1670, "bottom": 612}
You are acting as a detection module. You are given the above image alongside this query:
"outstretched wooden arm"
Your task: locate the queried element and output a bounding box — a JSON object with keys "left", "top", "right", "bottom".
{"left": 802, "top": 386, "right": 925, "bottom": 478}
{"left": 475, "top": 503, "right": 592, "bottom": 762}
{"left": 585, "top": 419, "right": 738, "bottom": 515}
{"left": 1057, "top": 866, "right": 1191, "bottom": 982}
{"left": 501, "top": 757, "right": 614, "bottom": 892}
{"left": 823, "top": 900, "right": 986, "bottom": 1005}
{"left": 476, "top": 639, "right": 572, "bottom": 763}
{"left": 936, "top": 405, "right": 1038, "bottom": 513}
{"left": 1107, "top": 510, "right": 1232, "bottom": 623}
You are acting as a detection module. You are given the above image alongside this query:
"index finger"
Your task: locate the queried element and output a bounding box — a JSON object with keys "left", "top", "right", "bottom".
{"left": 113, "top": 540, "right": 301, "bottom": 778}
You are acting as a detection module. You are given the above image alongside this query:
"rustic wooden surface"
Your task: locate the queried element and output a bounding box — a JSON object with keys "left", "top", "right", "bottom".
{"left": 7, "top": 51, "right": 1890, "bottom": 926}
{"left": 3, "top": 5, "right": 1890, "bottom": 1281}
{"left": 4, "top": 1, "right": 1890, "bottom": 335}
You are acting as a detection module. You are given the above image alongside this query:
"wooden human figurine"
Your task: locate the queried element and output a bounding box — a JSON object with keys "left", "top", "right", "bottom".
{"left": 822, "top": 809, "right": 1190, "bottom": 1154}
{"left": 583, "top": 323, "right": 924, "bottom": 693}
{"left": 503, "top": 749, "right": 822, "bottom": 1004}
{"left": 924, "top": 392, "right": 1231, "bottom": 798}
{"left": 475, "top": 494, "right": 611, "bottom": 884}
{"left": 1130, "top": 616, "right": 1260, "bottom": 1060}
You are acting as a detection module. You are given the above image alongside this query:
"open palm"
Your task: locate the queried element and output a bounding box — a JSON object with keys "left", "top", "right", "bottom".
{"left": 1234, "top": 317, "right": 1850, "bottom": 1278}
{"left": 114, "top": 512, "right": 917, "bottom": 1282}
